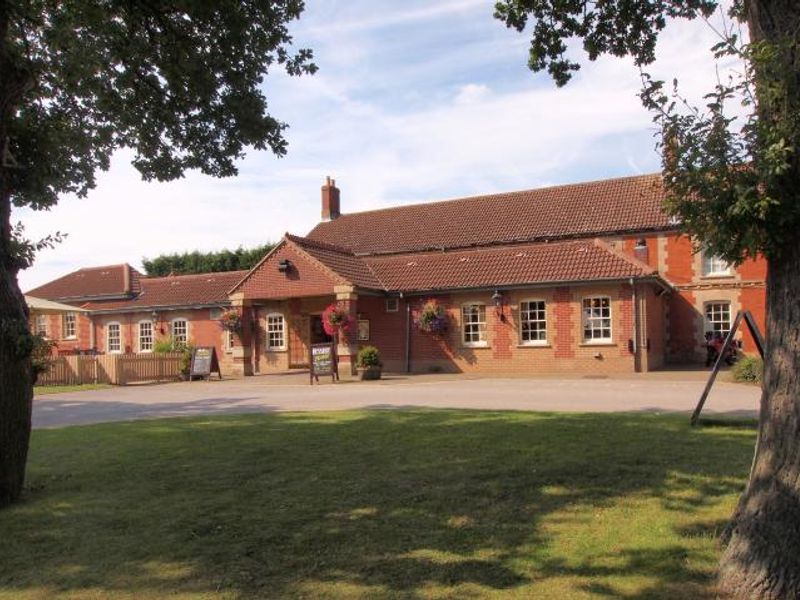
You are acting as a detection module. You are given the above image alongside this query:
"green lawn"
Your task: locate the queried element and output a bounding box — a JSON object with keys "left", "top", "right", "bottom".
{"left": 34, "top": 383, "right": 111, "bottom": 395}
{"left": 0, "top": 411, "right": 755, "bottom": 599}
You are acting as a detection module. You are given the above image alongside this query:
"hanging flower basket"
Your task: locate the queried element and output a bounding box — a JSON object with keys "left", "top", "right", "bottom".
{"left": 218, "top": 309, "right": 243, "bottom": 335}
{"left": 416, "top": 299, "right": 448, "bottom": 334}
{"left": 322, "top": 303, "right": 354, "bottom": 337}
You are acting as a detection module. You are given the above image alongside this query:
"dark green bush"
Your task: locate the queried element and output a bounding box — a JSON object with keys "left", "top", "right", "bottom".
{"left": 357, "top": 346, "right": 382, "bottom": 368}
{"left": 733, "top": 355, "right": 763, "bottom": 384}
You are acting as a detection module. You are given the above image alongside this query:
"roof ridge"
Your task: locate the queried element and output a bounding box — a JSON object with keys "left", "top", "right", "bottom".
{"left": 140, "top": 269, "right": 249, "bottom": 282}
{"left": 324, "top": 172, "right": 663, "bottom": 220}
{"left": 286, "top": 233, "right": 355, "bottom": 255}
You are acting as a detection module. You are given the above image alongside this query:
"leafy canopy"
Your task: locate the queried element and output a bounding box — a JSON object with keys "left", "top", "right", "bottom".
{"left": 4, "top": 0, "right": 316, "bottom": 215}
{"left": 494, "top": 0, "right": 799, "bottom": 264}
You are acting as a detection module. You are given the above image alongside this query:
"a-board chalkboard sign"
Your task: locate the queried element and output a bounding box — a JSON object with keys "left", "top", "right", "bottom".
{"left": 189, "top": 346, "right": 222, "bottom": 381}
{"left": 310, "top": 342, "right": 338, "bottom": 384}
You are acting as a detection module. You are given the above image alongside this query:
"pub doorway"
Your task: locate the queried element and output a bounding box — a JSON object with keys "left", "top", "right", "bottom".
{"left": 311, "top": 314, "right": 333, "bottom": 345}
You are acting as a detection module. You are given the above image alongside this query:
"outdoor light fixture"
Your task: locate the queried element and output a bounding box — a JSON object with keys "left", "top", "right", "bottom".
{"left": 277, "top": 259, "right": 292, "bottom": 273}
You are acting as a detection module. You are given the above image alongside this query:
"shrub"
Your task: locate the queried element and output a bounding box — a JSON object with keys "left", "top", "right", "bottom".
{"left": 357, "top": 346, "right": 382, "bottom": 368}
{"left": 153, "top": 337, "right": 177, "bottom": 353}
{"left": 30, "top": 333, "right": 56, "bottom": 384}
{"left": 733, "top": 355, "right": 763, "bottom": 384}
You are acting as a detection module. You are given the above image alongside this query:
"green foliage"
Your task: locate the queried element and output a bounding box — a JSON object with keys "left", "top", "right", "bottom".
{"left": 494, "top": 0, "right": 716, "bottom": 87}
{"left": 4, "top": 1, "right": 315, "bottom": 214}
{"left": 30, "top": 333, "right": 56, "bottom": 384}
{"left": 153, "top": 337, "right": 178, "bottom": 354}
{"left": 733, "top": 355, "right": 763, "bottom": 384}
{"left": 356, "top": 345, "right": 382, "bottom": 368}
{"left": 142, "top": 244, "right": 274, "bottom": 276}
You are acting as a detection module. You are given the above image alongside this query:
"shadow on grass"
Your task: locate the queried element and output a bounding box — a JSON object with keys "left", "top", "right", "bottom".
{"left": 0, "top": 410, "right": 755, "bottom": 599}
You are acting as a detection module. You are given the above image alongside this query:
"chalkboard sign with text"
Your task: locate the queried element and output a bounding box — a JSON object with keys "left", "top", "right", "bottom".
{"left": 189, "top": 346, "right": 222, "bottom": 381}
{"left": 310, "top": 342, "right": 338, "bottom": 384}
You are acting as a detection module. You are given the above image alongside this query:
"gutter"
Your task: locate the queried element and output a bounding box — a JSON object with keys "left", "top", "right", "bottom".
{"left": 85, "top": 302, "right": 231, "bottom": 316}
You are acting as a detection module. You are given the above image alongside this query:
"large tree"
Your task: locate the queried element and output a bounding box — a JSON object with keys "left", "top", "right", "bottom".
{"left": 495, "top": 0, "right": 799, "bottom": 597}
{"left": 0, "top": 1, "right": 315, "bottom": 506}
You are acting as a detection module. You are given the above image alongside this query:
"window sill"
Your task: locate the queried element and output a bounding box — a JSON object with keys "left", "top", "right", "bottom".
{"left": 462, "top": 343, "right": 490, "bottom": 349}
{"left": 700, "top": 274, "right": 734, "bottom": 280}
{"left": 517, "top": 343, "right": 551, "bottom": 348}
{"left": 579, "top": 342, "right": 617, "bottom": 347}
{"left": 266, "top": 348, "right": 287, "bottom": 353}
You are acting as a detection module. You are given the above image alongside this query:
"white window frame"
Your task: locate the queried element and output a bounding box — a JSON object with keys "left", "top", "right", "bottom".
{"left": 386, "top": 298, "right": 399, "bottom": 313}
{"left": 705, "top": 301, "right": 732, "bottom": 336}
{"left": 519, "top": 299, "right": 547, "bottom": 345}
{"left": 702, "top": 252, "right": 732, "bottom": 277}
{"left": 223, "top": 329, "right": 234, "bottom": 352}
{"left": 107, "top": 322, "right": 122, "bottom": 354}
{"left": 462, "top": 303, "right": 488, "bottom": 347}
{"left": 582, "top": 296, "right": 613, "bottom": 344}
{"left": 171, "top": 318, "right": 188, "bottom": 347}
{"left": 138, "top": 320, "right": 154, "bottom": 353}
{"left": 62, "top": 312, "right": 77, "bottom": 340}
{"left": 35, "top": 314, "right": 48, "bottom": 337}
{"left": 266, "top": 313, "right": 286, "bottom": 351}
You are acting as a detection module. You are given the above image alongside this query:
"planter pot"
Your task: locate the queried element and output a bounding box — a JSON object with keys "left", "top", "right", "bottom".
{"left": 358, "top": 366, "right": 382, "bottom": 381}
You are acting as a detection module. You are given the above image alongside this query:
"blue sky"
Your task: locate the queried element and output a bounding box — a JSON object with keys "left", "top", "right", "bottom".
{"left": 18, "top": 0, "right": 739, "bottom": 290}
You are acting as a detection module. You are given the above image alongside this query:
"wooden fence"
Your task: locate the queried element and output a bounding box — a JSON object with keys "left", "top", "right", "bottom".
{"left": 37, "top": 353, "right": 184, "bottom": 386}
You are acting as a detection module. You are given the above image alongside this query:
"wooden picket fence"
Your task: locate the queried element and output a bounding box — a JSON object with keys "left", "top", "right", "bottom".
{"left": 37, "top": 353, "right": 184, "bottom": 386}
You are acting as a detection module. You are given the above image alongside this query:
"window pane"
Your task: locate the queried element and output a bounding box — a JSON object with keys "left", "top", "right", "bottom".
{"left": 582, "top": 297, "right": 612, "bottom": 342}
{"left": 267, "top": 314, "right": 285, "bottom": 349}
{"left": 139, "top": 321, "right": 153, "bottom": 352}
{"left": 108, "top": 323, "right": 121, "bottom": 353}
{"left": 171, "top": 320, "right": 188, "bottom": 346}
{"left": 520, "top": 300, "right": 547, "bottom": 343}
{"left": 462, "top": 304, "right": 486, "bottom": 344}
{"left": 705, "top": 302, "right": 731, "bottom": 336}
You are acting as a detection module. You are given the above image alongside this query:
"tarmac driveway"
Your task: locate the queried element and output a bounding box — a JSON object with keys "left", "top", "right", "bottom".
{"left": 33, "top": 372, "right": 760, "bottom": 428}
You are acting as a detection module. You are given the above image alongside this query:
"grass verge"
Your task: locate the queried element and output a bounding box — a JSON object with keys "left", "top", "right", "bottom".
{"left": 34, "top": 384, "right": 111, "bottom": 396}
{"left": 0, "top": 411, "right": 755, "bottom": 599}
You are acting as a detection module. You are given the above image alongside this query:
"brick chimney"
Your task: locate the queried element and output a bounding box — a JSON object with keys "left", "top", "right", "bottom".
{"left": 321, "top": 176, "right": 340, "bottom": 221}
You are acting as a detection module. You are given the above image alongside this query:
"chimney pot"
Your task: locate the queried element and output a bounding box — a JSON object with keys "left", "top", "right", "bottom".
{"left": 321, "top": 176, "right": 341, "bottom": 221}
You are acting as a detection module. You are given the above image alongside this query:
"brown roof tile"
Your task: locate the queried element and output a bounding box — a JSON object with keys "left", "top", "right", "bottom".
{"left": 306, "top": 173, "right": 672, "bottom": 254}
{"left": 361, "top": 238, "right": 656, "bottom": 293}
{"left": 82, "top": 270, "right": 248, "bottom": 311}
{"left": 286, "top": 234, "right": 383, "bottom": 290}
{"left": 26, "top": 264, "right": 141, "bottom": 301}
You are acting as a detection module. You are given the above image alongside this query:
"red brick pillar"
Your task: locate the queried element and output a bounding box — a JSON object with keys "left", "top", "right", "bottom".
{"left": 335, "top": 286, "right": 359, "bottom": 378}
{"left": 230, "top": 294, "right": 254, "bottom": 376}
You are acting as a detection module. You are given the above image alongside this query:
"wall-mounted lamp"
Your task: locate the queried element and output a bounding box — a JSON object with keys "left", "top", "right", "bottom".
{"left": 492, "top": 289, "right": 506, "bottom": 321}
{"left": 277, "top": 259, "right": 292, "bottom": 273}
{"left": 151, "top": 310, "right": 163, "bottom": 334}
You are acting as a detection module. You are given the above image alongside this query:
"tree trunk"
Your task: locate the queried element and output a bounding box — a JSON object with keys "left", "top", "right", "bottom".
{"left": 716, "top": 1, "right": 800, "bottom": 596}
{"left": 718, "top": 245, "right": 800, "bottom": 598}
{"left": 0, "top": 191, "right": 33, "bottom": 507}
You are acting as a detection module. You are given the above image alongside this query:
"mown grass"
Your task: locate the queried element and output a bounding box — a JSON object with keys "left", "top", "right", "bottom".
{"left": 0, "top": 411, "right": 755, "bottom": 599}
{"left": 34, "top": 384, "right": 111, "bottom": 396}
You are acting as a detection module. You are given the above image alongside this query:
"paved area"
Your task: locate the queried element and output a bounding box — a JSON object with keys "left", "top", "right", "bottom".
{"left": 33, "top": 372, "right": 760, "bottom": 428}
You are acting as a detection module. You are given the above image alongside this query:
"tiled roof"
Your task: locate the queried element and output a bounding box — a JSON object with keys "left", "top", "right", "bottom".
{"left": 306, "top": 173, "right": 672, "bottom": 254}
{"left": 81, "top": 270, "right": 248, "bottom": 311}
{"left": 26, "top": 264, "right": 141, "bottom": 301}
{"left": 286, "top": 234, "right": 383, "bottom": 289}
{"left": 362, "top": 238, "right": 656, "bottom": 293}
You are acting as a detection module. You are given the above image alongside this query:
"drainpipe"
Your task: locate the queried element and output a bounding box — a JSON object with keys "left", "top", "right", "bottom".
{"left": 404, "top": 296, "right": 411, "bottom": 373}
{"left": 630, "top": 278, "right": 639, "bottom": 368}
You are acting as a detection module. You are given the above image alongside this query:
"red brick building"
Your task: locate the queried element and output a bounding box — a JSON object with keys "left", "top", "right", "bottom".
{"left": 227, "top": 174, "right": 767, "bottom": 377}
{"left": 28, "top": 173, "right": 767, "bottom": 378}
{"left": 27, "top": 265, "right": 245, "bottom": 370}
